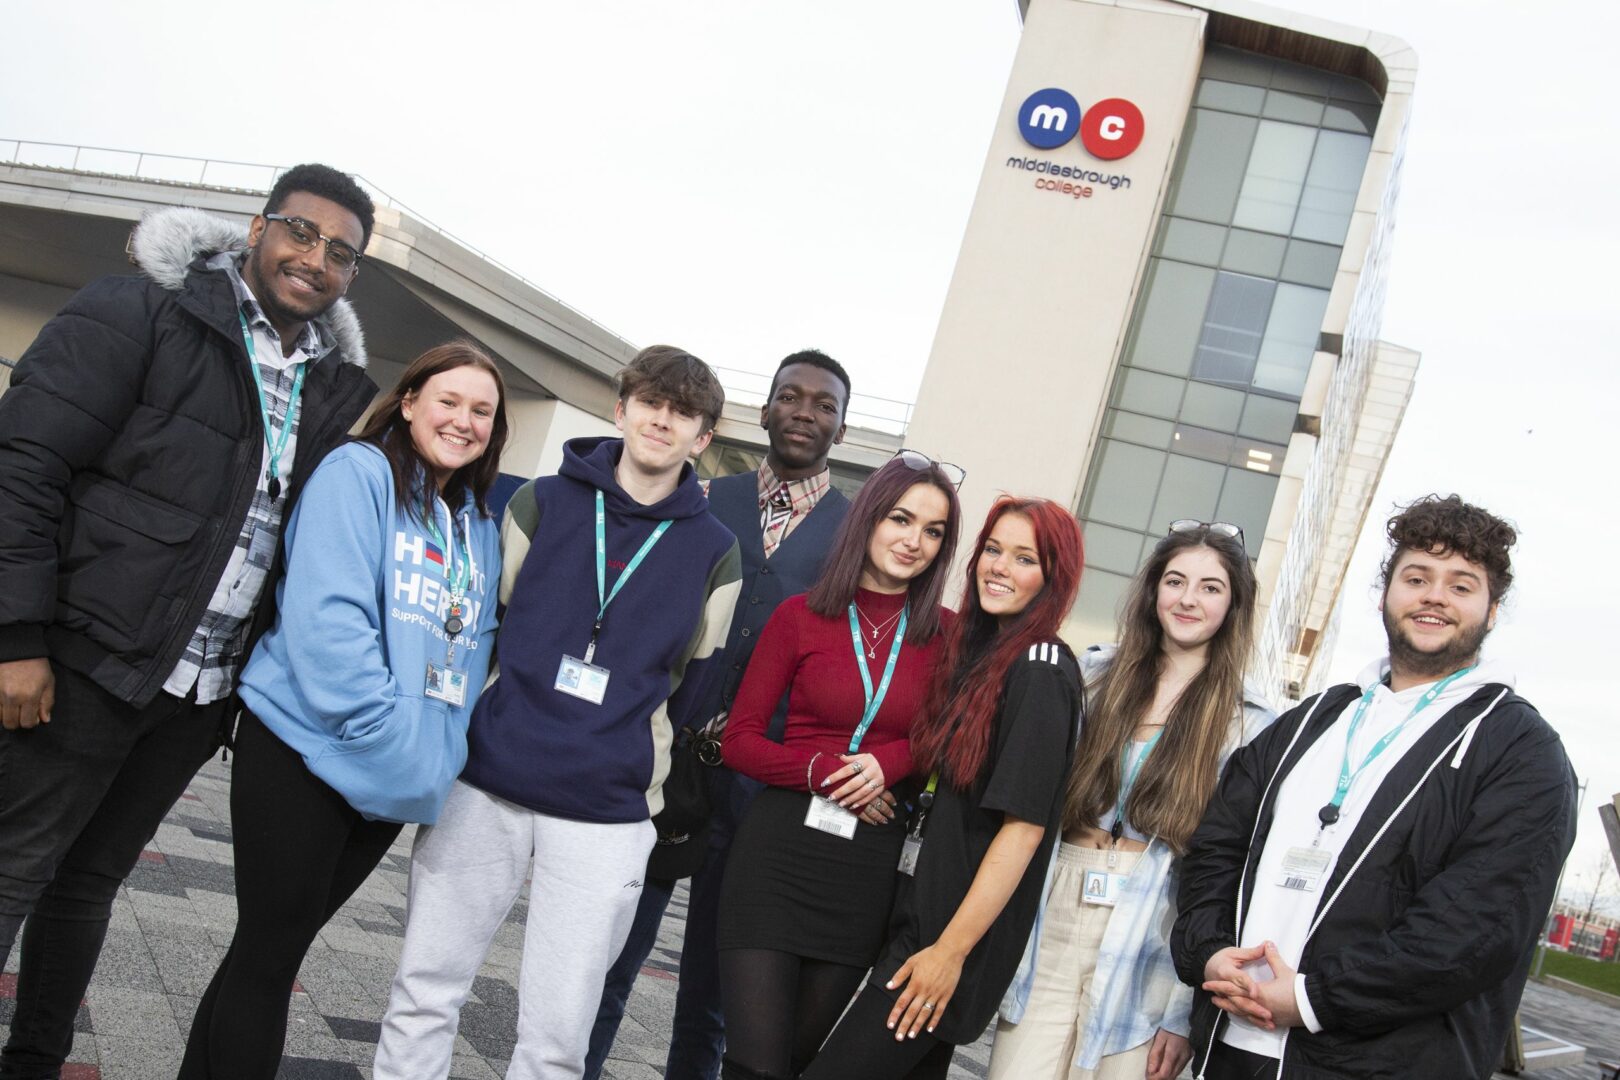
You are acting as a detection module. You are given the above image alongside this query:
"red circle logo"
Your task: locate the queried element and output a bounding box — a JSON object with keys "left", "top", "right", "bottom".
{"left": 1079, "top": 98, "right": 1145, "bottom": 160}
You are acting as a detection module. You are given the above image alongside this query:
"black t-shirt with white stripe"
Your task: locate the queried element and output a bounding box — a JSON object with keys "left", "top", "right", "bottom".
{"left": 873, "top": 641, "right": 1081, "bottom": 1044}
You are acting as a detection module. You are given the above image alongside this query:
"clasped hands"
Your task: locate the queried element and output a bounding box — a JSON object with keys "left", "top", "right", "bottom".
{"left": 1202, "top": 941, "right": 1302, "bottom": 1031}
{"left": 821, "top": 753, "right": 897, "bottom": 824}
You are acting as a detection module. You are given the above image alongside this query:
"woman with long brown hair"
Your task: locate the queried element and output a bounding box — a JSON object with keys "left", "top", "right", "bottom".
{"left": 716, "top": 451, "right": 961, "bottom": 1080}
{"left": 179, "top": 341, "right": 508, "bottom": 1078}
{"left": 802, "top": 495, "right": 1085, "bottom": 1080}
{"left": 987, "top": 521, "right": 1272, "bottom": 1080}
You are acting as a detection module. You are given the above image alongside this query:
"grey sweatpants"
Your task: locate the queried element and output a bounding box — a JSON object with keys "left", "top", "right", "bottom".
{"left": 373, "top": 780, "right": 656, "bottom": 1080}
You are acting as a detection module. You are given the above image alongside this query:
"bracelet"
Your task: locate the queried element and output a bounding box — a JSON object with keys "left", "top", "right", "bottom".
{"left": 807, "top": 752, "right": 823, "bottom": 791}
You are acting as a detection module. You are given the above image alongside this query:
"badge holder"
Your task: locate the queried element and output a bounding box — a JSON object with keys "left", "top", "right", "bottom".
{"left": 804, "top": 795, "right": 858, "bottom": 839}
{"left": 897, "top": 784, "right": 935, "bottom": 876}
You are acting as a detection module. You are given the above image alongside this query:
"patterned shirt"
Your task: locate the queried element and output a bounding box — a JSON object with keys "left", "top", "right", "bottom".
{"left": 161, "top": 253, "right": 334, "bottom": 704}
{"left": 755, "top": 461, "right": 831, "bottom": 558}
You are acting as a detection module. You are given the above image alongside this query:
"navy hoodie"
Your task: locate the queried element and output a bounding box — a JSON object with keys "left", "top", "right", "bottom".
{"left": 460, "top": 436, "right": 741, "bottom": 824}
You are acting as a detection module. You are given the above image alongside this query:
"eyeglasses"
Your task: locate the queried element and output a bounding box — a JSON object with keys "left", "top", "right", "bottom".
{"left": 1168, "top": 519, "right": 1245, "bottom": 549}
{"left": 263, "top": 214, "right": 363, "bottom": 270}
{"left": 894, "top": 448, "right": 965, "bottom": 490}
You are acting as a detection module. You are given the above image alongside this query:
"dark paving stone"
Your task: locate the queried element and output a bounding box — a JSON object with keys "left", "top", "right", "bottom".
{"left": 275, "top": 1057, "right": 363, "bottom": 1079}
{"left": 354, "top": 918, "right": 405, "bottom": 938}
{"left": 323, "top": 1015, "right": 381, "bottom": 1043}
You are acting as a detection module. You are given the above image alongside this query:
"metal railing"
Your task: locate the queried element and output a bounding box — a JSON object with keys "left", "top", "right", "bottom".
{"left": 1, "top": 139, "right": 916, "bottom": 436}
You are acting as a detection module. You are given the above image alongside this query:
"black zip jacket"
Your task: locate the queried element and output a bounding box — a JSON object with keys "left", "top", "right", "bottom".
{"left": 1172, "top": 681, "right": 1576, "bottom": 1079}
{"left": 0, "top": 208, "right": 376, "bottom": 706}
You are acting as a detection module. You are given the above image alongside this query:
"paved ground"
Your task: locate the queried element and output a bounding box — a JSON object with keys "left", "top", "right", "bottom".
{"left": 0, "top": 758, "right": 993, "bottom": 1079}
{"left": 2, "top": 756, "right": 1613, "bottom": 1079}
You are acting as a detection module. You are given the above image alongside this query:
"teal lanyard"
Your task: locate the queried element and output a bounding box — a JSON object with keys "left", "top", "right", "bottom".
{"left": 844, "top": 603, "right": 909, "bottom": 753}
{"left": 1319, "top": 666, "right": 1473, "bottom": 827}
{"left": 422, "top": 498, "right": 471, "bottom": 599}
{"left": 588, "top": 489, "right": 672, "bottom": 663}
{"left": 1109, "top": 728, "right": 1163, "bottom": 841}
{"left": 236, "top": 311, "right": 305, "bottom": 501}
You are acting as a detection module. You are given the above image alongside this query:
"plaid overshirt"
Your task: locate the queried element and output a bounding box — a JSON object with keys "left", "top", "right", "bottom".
{"left": 161, "top": 253, "right": 334, "bottom": 704}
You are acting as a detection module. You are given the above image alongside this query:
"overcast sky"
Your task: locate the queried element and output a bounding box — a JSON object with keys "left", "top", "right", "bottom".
{"left": 6, "top": 0, "right": 1616, "bottom": 904}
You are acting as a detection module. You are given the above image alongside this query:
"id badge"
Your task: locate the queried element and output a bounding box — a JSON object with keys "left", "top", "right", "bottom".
{"left": 804, "top": 795, "right": 858, "bottom": 839}
{"left": 898, "top": 835, "right": 923, "bottom": 876}
{"left": 1278, "top": 845, "right": 1333, "bottom": 893}
{"left": 555, "top": 655, "right": 610, "bottom": 705}
{"left": 425, "top": 663, "right": 468, "bottom": 707}
{"left": 247, "top": 525, "right": 278, "bottom": 570}
{"left": 1081, "top": 869, "right": 1125, "bottom": 907}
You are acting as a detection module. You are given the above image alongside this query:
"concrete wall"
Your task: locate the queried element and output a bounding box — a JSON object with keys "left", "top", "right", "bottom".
{"left": 506, "top": 394, "right": 617, "bottom": 481}
{"left": 905, "top": 0, "right": 1206, "bottom": 584}
{"left": 0, "top": 272, "right": 75, "bottom": 373}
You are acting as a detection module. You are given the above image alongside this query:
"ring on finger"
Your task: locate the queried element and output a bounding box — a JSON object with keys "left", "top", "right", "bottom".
{"left": 921, "top": 1002, "right": 934, "bottom": 1010}
{"left": 852, "top": 761, "right": 864, "bottom": 773}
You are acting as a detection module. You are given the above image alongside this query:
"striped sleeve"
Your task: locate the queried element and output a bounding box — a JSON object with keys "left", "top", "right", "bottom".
{"left": 644, "top": 536, "right": 742, "bottom": 816}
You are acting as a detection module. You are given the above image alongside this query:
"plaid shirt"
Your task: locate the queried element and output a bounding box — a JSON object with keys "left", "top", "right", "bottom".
{"left": 161, "top": 253, "right": 333, "bottom": 705}
{"left": 1000, "top": 645, "right": 1276, "bottom": 1068}
{"left": 755, "top": 461, "right": 831, "bottom": 558}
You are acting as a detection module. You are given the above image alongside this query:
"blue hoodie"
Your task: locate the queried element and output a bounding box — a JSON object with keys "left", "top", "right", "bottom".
{"left": 460, "top": 436, "right": 741, "bottom": 824}
{"left": 239, "top": 441, "right": 502, "bottom": 823}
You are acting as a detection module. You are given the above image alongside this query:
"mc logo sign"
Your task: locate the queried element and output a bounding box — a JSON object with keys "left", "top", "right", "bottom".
{"left": 1017, "top": 88, "right": 1145, "bottom": 161}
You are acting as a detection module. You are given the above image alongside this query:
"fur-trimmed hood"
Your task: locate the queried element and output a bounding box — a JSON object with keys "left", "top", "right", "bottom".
{"left": 129, "top": 206, "right": 367, "bottom": 368}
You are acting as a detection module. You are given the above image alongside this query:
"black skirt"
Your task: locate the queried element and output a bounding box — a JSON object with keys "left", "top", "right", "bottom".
{"left": 718, "top": 786, "right": 907, "bottom": 965}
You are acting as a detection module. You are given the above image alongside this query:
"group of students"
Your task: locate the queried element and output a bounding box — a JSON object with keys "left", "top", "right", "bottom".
{"left": 0, "top": 162, "right": 1577, "bottom": 1080}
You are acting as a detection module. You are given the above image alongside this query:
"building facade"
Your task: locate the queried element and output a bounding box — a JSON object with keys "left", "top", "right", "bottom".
{"left": 904, "top": 0, "right": 1419, "bottom": 701}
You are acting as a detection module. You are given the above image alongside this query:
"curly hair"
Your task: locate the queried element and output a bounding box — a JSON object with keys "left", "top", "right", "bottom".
{"left": 1380, "top": 494, "right": 1517, "bottom": 602}
{"left": 266, "top": 163, "right": 376, "bottom": 247}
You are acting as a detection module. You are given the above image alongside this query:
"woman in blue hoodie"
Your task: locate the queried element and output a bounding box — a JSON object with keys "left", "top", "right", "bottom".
{"left": 178, "top": 341, "right": 508, "bottom": 1080}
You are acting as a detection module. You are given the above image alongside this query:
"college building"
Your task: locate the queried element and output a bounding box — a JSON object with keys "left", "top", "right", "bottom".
{"left": 0, "top": 0, "right": 1417, "bottom": 703}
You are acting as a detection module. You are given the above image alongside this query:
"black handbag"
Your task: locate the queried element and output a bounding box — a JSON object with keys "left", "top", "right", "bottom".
{"left": 650, "top": 723, "right": 725, "bottom": 880}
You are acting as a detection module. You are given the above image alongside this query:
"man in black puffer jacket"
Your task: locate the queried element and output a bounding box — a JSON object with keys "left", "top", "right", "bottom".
{"left": 1173, "top": 495, "right": 1576, "bottom": 1080}
{"left": 0, "top": 164, "right": 378, "bottom": 1077}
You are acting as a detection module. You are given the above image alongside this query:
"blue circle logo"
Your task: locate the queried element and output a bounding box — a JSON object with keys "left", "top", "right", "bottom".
{"left": 1017, "top": 88, "right": 1082, "bottom": 150}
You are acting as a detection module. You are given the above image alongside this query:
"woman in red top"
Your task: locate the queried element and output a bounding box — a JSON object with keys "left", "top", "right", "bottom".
{"left": 718, "top": 452, "right": 962, "bottom": 1080}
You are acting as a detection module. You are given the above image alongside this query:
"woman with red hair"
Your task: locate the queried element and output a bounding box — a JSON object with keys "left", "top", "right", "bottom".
{"left": 802, "top": 496, "right": 1085, "bottom": 1080}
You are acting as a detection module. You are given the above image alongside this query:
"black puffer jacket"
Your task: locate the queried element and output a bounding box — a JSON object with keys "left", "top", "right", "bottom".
{"left": 0, "top": 208, "right": 376, "bottom": 706}
{"left": 1172, "top": 681, "right": 1575, "bottom": 1080}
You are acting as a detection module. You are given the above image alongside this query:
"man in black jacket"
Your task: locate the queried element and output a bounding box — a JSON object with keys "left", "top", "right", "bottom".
{"left": 0, "top": 164, "right": 378, "bottom": 1076}
{"left": 585, "top": 351, "right": 853, "bottom": 1080}
{"left": 1173, "top": 495, "right": 1576, "bottom": 1080}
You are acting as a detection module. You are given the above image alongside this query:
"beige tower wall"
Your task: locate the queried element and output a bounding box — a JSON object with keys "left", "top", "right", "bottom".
{"left": 0, "top": 274, "right": 76, "bottom": 391}
{"left": 906, "top": 0, "right": 1205, "bottom": 590}
{"left": 505, "top": 394, "right": 617, "bottom": 481}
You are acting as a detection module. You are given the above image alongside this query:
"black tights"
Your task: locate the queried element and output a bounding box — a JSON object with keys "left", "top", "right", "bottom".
{"left": 718, "top": 948, "right": 867, "bottom": 1080}
{"left": 176, "top": 713, "right": 402, "bottom": 1079}
{"left": 798, "top": 982, "right": 955, "bottom": 1080}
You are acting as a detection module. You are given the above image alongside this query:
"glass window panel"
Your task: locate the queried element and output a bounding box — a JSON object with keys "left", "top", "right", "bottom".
{"left": 1221, "top": 229, "right": 1287, "bottom": 277}
{"left": 1322, "top": 100, "right": 1380, "bottom": 135}
{"left": 1071, "top": 567, "right": 1133, "bottom": 646}
{"left": 1293, "top": 130, "right": 1372, "bottom": 244}
{"left": 1191, "top": 272, "right": 1275, "bottom": 388}
{"left": 1280, "top": 239, "right": 1340, "bottom": 288}
{"left": 1232, "top": 121, "right": 1317, "bottom": 234}
{"left": 1170, "top": 424, "right": 1237, "bottom": 466}
{"left": 1268, "top": 59, "right": 1337, "bottom": 96}
{"left": 1215, "top": 466, "right": 1281, "bottom": 550}
{"left": 1115, "top": 368, "right": 1186, "bottom": 419}
{"left": 1197, "top": 79, "right": 1266, "bottom": 114}
{"left": 1085, "top": 439, "right": 1165, "bottom": 532}
{"left": 1081, "top": 521, "right": 1150, "bottom": 576}
{"left": 1253, "top": 283, "right": 1329, "bottom": 397}
{"left": 1200, "top": 46, "right": 1272, "bottom": 87}
{"left": 1167, "top": 110, "right": 1258, "bottom": 225}
{"left": 1180, "top": 381, "right": 1244, "bottom": 430}
{"left": 1151, "top": 454, "right": 1224, "bottom": 533}
{"left": 1262, "top": 89, "right": 1326, "bottom": 125}
{"left": 1232, "top": 435, "right": 1286, "bottom": 475}
{"left": 1155, "top": 217, "right": 1226, "bottom": 266}
{"left": 1238, "top": 394, "right": 1298, "bottom": 443}
{"left": 1106, "top": 409, "right": 1176, "bottom": 448}
{"left": 1324, "top": 72, "right": 1382, "bottom": 105}
{"left": 1125, "top": 260, "right": 1215, "bottom": 376}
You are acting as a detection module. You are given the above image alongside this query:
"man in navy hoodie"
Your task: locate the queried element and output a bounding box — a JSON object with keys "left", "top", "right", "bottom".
{"left": 588, "top": 350, "right": 854, "bottom": 1080}
{"left": 374, "top": 345, "right": 742, "bottom": 1080}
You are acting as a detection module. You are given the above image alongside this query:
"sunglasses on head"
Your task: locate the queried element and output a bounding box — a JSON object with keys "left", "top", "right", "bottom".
{"left": 1168, "top": 519, "right": 1245, "bottom": 550}
{"left": 894, "top": 448, "right": 965, "bottom": 490}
